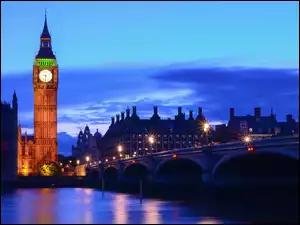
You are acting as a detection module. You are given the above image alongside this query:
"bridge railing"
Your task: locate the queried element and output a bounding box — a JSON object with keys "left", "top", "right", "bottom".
{"left": 87, "top": 135, "right": 299, "bottom": 167}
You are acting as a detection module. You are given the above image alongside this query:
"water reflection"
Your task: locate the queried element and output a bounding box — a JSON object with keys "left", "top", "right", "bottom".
{"left": 1, "top": 188, "right": 235, "bottom": 224}
{"left": 113, "top": 194, "right": 128, "bottom": 224}
{"left": 17, "top": 189, "right": 55, "bottom": 224}
{"left": 142, "top": 200, "right": 162, "bottom": 224}
{"left": 35, "top": 189, "right": 55, "bottom": 224}
{"left": 197, "top": 217, "right": 223, "bottom": 224}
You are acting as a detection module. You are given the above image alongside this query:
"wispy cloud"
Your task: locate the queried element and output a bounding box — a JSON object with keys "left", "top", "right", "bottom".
{"left": 2, "top": 64, "right": 298, "bottom": 155}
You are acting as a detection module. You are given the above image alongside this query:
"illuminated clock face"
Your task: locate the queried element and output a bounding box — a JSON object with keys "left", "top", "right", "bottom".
{"left": 39, "top": 69, "right": 53, "bottom": 83}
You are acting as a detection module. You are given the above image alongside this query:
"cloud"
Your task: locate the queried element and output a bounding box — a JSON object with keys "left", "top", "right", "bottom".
{"left": 2, "top": 64, "right": 299, "bottom": 156}
{"left": 152, "top": 67, "right": 299, "bottom": 119}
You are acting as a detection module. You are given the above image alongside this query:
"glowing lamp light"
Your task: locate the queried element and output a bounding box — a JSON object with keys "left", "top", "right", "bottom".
{"left": 117, "top": 145, "right": 123, "bottom": 152}
{"left": 173, "top": 154, "right": 177, "bottom": 158}
{"left": 244, "top": 136, "right": 251, "bottom": 143}
{"left": 105, "top": 159, "right": 108, "bottom": 162}
{"left": 203, "top": 123, "right": 210, "bottom": 132}
{"left": 85, "top": 156, "right": 90, "bottom": 162}
{"left": 149, "top": 136, "right": 155, "bottom": 144}
{"left": 132, "top": 160, "right": 136, "bottom": 163}
{"left": 248, "top": 147, "right": 255, "bottom": 151}
{"left": 99, "top": 161, "right": 101, "bottom": 164}
{"left": 69, "top": 160, "right": 72, "bottom": 163}
{"left": 113, "top": 156, "right": 116, "bottom": 160}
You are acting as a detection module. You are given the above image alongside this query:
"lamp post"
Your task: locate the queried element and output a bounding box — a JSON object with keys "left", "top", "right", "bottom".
{"left": 203, "top": 122, "right": 210, "bottom": 145}
{"left": 117, "top": 144, "right": 123, "bottom": 159}
{"left": 149, "top": 135, "right": 155, "bottom": 155}
{"left": 77, "top": 160, "right": 80, "bottom": 165}
{"left": 85, "top": 156, "right": 90, "bottom": 166}
{"left": 244, "top": 136, "right": 251, "bottom": 145}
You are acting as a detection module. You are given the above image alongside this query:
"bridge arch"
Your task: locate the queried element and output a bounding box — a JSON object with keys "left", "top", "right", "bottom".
{"left": 213, "top": 151, "right": 298, "bottom": 186}
{"left": 155, "top": 158, "right": 203, "bottom": 184}
{"left": 103, "top": 166, "right": 119, "bottom": 180}
{"left": 123, "top": 163, "right": 150, "bottom": 180}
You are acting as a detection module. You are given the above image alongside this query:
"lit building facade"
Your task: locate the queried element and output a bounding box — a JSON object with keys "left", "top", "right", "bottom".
{"left": 101, "top": 106, "right": 208, "bottom": 159}
{"left": 18, "top": 14, "right": 59, "bottom": 176}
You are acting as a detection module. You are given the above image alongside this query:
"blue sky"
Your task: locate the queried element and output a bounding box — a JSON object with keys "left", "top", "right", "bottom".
{"left": 1, "top": 1, "right": 299, "bottom": 155}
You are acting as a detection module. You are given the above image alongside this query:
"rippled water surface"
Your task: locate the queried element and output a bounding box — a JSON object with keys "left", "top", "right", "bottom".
{"left": 1, "top": 188, "right": 247, "bottom": 224}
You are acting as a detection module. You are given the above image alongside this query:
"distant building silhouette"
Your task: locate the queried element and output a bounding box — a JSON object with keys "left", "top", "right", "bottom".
{"left": 100, "top": 106, "right": 208, "bottom": 159}
{"left": 276, "top": 114, "right": 298, "bottom": 135}
{"left": 227, "top": 107, "right": 298, "bottom": 140}
{"left": 1, "top": 92, "right": 18, "bottom": 181}
{"left": 72, "top": 125, "right": 102, "bottom": 162}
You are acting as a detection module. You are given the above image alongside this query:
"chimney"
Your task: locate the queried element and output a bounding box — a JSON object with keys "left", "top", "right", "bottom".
{"left": 153, "top": 106, "right": 158, "bottom": 115}
{"left": 198, "top": 107, "right": 203, "bottom": 116}
{"left": 132, "top": 106, "right": 137, "bottom": 115}
{"left": 286, "top": 114, "right": 293, "bottom": 122}
{"left": 188, "top": 110, "right": 194, "bottom": 120}
{"left": 178, "top": 107, "right": 182, "bottom": 115}
{"left": 116, "top": 114, "right": 120, "bottom": 123}
{"left": 121, "top": 112, "right": 125, "bottom": 121}
{"left": 111, "top": 117, "right": 115, "bottom": 125}
{"left": 254, "top": 107, "right": 261, "bottom": 118}
{"left": 230, "top": 108, "right": 234, "bottom": 119}
{"left": 126, "top": 108, "right": 130, "bottom": 119}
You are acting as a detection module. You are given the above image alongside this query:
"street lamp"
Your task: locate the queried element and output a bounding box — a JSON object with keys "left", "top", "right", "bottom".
{"left": 77, "top": 160, "right": 80, "bottom": 165}
{"left": 244, "top": 136, "right": 251, "bottom": 144}
{"left": 149, "top": 136, "right": 154, "bottom": 144}
{"left": 117, "top": 145, "right": 123, "bottom": 152}
{"left": 149, "top": 135, "right": 155, "bottom": 154}
{"left": 203, "top": 122, "right": 210, "bottom": 145}
{"left": 203, "top": 123, "right": 210, "bottom": 133}
{"left": 85, "top": 156, "right": 90, "bottom": 163}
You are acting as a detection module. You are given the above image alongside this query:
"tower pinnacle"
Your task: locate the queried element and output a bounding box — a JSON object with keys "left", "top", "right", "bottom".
{"left": 41, "top": 10, "right": 51, "bottom": 39}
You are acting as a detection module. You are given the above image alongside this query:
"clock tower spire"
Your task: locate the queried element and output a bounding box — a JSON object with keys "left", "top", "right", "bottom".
{"left": 33, "top": 12, "right": 59, "bottom": 169}
{"left": 36, "top": 11, "right": 55, "bottom": 59}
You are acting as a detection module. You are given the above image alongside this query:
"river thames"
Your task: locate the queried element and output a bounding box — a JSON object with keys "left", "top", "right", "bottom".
{"left": 1, "top": 187, "right": 298, "bottom": 224}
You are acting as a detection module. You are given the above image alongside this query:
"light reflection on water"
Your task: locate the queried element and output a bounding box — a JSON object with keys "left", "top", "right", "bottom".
{"left": 1, "top": 188, "right": 232, "bottom": 224}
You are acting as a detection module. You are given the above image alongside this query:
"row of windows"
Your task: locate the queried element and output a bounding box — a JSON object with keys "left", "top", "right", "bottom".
{"left": 132, "top": 134, "right": 200, "bottom": 138}
{"left": 126, "top": 144, "right": 198, "bottom": 152}
{"left": 130, "top": 140, "right": 196, "bottom": 144}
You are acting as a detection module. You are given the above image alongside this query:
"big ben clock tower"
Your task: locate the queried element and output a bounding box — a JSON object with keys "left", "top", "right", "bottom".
{"left": 33, "top": 13, "right": 58, "bottom": 166}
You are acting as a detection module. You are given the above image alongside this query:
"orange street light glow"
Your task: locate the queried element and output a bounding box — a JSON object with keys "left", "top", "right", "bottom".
{"left": 248, "top": 147, "right": 255, "bottom": 151}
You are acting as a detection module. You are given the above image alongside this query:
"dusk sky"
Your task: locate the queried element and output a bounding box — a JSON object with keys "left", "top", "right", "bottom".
{"left": 1, "top": 1, "right": 299, "bottom": 155}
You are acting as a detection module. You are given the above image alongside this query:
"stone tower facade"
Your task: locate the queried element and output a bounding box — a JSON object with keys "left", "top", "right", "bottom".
{"left": 18, "top": 13, "right": 58, "bottom": 175}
